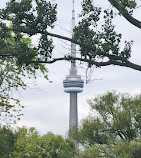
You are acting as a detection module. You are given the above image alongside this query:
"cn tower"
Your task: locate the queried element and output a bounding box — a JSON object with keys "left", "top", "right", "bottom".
{"left": 63, "top": 0, "right": 84, "bottom": 131}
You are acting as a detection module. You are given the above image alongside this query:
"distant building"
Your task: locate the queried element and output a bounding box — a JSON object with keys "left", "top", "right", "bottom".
{"left": 63, "top": 1, "right": 84, "bottom": 130}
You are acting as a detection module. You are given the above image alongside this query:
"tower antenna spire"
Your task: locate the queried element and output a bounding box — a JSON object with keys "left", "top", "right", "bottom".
{"left": 71, "top": 0, "right": 76, "bottom": 74}
{"left": 73, "top": 0, "right": 74, "bottom": 11}
{"left": 72, "top": 0, "right": 75, "bottom": 31}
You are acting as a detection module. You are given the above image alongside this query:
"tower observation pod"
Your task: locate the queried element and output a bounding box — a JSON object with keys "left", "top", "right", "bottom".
{"left": 63, "top": 0, "right": 84, "bottom": 131}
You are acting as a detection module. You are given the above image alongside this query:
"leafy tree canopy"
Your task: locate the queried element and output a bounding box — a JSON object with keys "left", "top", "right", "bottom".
{"left": 0, "top": 24, "right": 48, "bottom": 124}
{"left": 0, "top": 126, "right": 76, "bottom": 158}
{"left": 0, "top": 0, "right": 141, "bottom": 71}
{"left": 0, "top": 125, "right": 16, "bottom": 158}
{"left": 72, "top": 91, "right": 141, "bottom": 157}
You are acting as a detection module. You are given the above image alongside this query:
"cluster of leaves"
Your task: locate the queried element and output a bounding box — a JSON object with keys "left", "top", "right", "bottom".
{"left": 73, "top": 0, "right": 133, "bottom": 66}
{"left": 0, "top": 0, "right": 57, "bottom": 62}
{"left": 79, "top": 138, "right": 141, "bottom": 158}
{"left": 0, "top": 57, "right": 25, "bottom": 124}
{"left": 118, "top": 0, "right": 137, "bottom": 9}
{"left": 0, "top": 0, "right": 141, "bottom": 72}
{"left": 109, "top": 0, "right": 137, "bottom": 14}
{"left": 0, "top": 21, "right": 48, "bottom": 124}
{"left": 0, "top": 126, "right": 77, "bottom": 158}
{"left": 71, "top": 91, "right": 141, "bottom": 157}
{"left": 0, "top": 126, "right": 16, "bottom": 158}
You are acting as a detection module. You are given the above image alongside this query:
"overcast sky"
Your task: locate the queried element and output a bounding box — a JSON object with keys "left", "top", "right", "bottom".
{"left": 1, "top": 0, "right": 141, "bottom": 136}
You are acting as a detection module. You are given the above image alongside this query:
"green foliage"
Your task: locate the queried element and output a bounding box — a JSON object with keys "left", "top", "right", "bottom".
{"left": 109, "top": 0, "right": 137, "bottom": 14}
{"left": 0, "top": 57, "right": 25, "bottom": 124}
{"left": 79, "top": 138, "right": 141, "bottom": 158}
{"left": 9, "top": 127, "right": 76, "bottom": 158}
{"left": 0, "top": 0, "right": 138, "bottom": 69}
{"left": 73, "top": 1, "right": 133, "bottom": 64}
{"left": 0, "top": 126, "right": 16, "bottom": 158}
{"left": 0, "top": 1, "right": 54, "bottom": 123}
{"left": 113, "top": 139, "right": 141, "bottom": 158}
{"left": 71, "top": 92, "right": 141, "bottom": 157}
{"left": 79, "top": 144, "right": 113, "bottom": 158}
{"left": 0, "top": 126, "right": 77, "bottom": 158}
{"left": 0, "top": 26, "right": 49, "bottom": 123}
{"left": 0, "top": 0, "right": 140, "bottom": 73}
{"left": 76, "top": 92, "right": 141, "bottom": 146}
{"left": 0, "top": 0, "right": 57, "bottom": 63}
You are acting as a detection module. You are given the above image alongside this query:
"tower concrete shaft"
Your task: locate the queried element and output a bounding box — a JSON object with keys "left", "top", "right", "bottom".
{"left": 69, "top": 93, "right": 77, "bottom": 130}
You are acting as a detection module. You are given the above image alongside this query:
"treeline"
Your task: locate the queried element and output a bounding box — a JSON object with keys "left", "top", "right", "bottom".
{"left": 0, "top": 126, "right": 76, "bottom": 158}
{"left": 1, "top": 92, "right": 141, "bottom": 158}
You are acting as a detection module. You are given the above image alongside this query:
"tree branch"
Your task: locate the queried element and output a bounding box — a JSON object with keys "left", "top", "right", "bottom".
{"left": 108, "top": 0, "right": 141, "bottom": 29}
{"left": 0, "top": 28, "right": 131, "bottom": 61}
{"left": 1, "top": 28, "right": 141, "bottom": 71}
{"left": 0, "top": 54, "right": 12, "bottom": 57}
{"left": 30, "top": 56, "right": 141, "bottom": 71}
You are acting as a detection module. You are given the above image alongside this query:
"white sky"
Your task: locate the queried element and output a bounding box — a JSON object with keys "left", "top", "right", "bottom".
{"left": 1, "top": 0, "right": 141, "bottom": 136}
